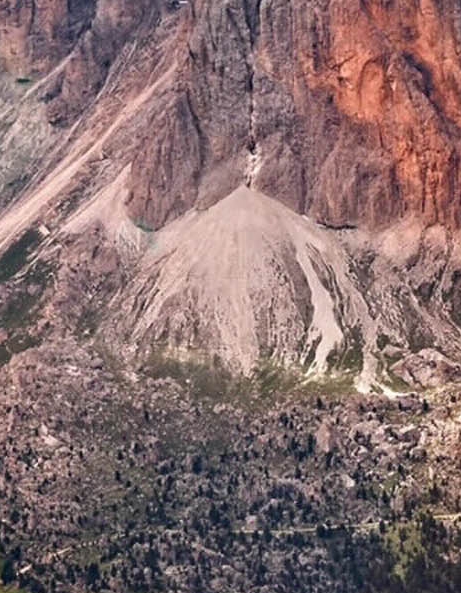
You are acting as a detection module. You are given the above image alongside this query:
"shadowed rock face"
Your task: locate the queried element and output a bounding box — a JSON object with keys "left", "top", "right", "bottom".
{"left": 0, "top": 0, "right": 96, "bottom": 75}
{"left": 0, "top": 0, "right": 160, "bottom": 126}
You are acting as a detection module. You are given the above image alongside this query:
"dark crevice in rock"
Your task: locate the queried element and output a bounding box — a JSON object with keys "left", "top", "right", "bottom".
{"left": 185, "top": 88, "right": 207, "bottom": 170}
{"left": 245, "top": 69, "right": 257, "bottom": 188}
{"left": 223, "top": 3, "right": 258, "bottom": 188}
{"left": 403, "top": 52, "right": 435, "bottom": 99}
{"left": 299, "top": 167, "right": 307, "bottom": 214}
{"left": 316, "top": 221, "right": 358, "bottom": 231}
{"left": 28, "top": 0, "right": 37, "bottom": 39}
{"left": 242, "top": 0, "right": 262, "bottom": 47}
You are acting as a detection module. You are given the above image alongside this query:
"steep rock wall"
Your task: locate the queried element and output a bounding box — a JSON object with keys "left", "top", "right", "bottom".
{"left": 124, "top": 0, "right": 461, "bottom": 230}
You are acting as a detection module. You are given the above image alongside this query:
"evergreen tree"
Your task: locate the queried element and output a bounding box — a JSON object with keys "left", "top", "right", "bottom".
{"left": 1, "top": 558, "right": 15, "bottom": 585}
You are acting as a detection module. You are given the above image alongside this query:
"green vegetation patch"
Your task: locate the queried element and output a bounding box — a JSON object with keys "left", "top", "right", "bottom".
{"left": 326, "top": 326, "right": 364, "bottom": 374}
{"left": 302, "top": 374, "right": 356, "bottom": 397}
{"left": 1, "top": 260, "right": 53, "bottom": 329}
{"left": 7, "top": 333, "right": 40, "bottom": 354}
{"left": 143, "top": 348, "right": 358, "bottom": 413}
{"left": 386, "top": 521, "right": 424, "bottom": 581}
{"left": 1, "top": 291, "right": 37, "bottom": 330}
{"left": 383, "top": 369, "right": 412, "bottom": 393}
{"left": 0, "top": 345, "right": 11, "bottom": 367}
{"left": 303, "top": 336, "right": 321, "bottom": 370}
{"left": 250, "top": 359, "right": 302, "bottom": 401}
{"left": 0, "top": 229, "right": 42, "bottom": 283}
{"left": 0, "top": 260, "right": 52, "bottom": 367}
{"left": 133, "top": 218, "right": 155, "bottom": 233}
{"left": 145, "top": 349, "right": 250, "bottom": 404}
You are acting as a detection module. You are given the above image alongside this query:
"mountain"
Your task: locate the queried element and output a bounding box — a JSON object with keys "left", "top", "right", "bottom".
{"left": 2, "top": 0, "right": 461, "bottom": 394}
{"left": 5, "top": 2, "right": 461, "bottom": 593}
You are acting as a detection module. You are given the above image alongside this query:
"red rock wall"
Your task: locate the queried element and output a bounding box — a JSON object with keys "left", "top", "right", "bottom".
{"left": 126, "top": 0, "right": 461, "bottom": 230}
{"left": 3, "top": 0, "right": 461, "bottom": 231}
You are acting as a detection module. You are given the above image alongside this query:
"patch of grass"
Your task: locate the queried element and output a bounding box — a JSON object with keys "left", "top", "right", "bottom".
{"left": 7, "top": 333, "right": 40, "bottom": 354}
{"left": 326, "top": 345, "right": 341, "bottom": 370}
{"left": 326, "top": 326, "right": 363, "bottom": 374}
{"left": 384, "top": 351, "right": 403, "bottom": 367}
{"left": 0, "top": 229, "right": 42, "bottom": 283}
{"left": 250, "top": 359, "right": 301, "bottom": 400}
{"left": 302, "top": 374, "right": 356, "bottom": 397}
{"left": 1, "top": 260, "right": 53, "bottom": 329}
{"left": 0, "top": 260, "right": 52, "bottom": 365}
{"left": 341, "top": 326, "right": 364, "bottom": 372}
{"left": 0, "top": 332, "right": 41, "bottom": 368}
{"left": 303, "top": 337, "right": 321, "bottom": 370}
{"left": 144, "top": 349, "right": 312, "bottom": 412}
{"left": 341, "top": 346, "right": 363, "bottom": 373}
{"left": 133, "top": 218, "right": 155, "bottom": 233}
{"left": 0, "top": 327, "right": 42, "bottom": 369}
{"left": 385, "top": 521, "right": 423, "bottom": 581}
{"left": 0, "top": 345, "right": 11, "bottom": 367}
{"left": 1, "top": 292, "right": 37, "bottom": 330}
{"left": 383, "top": 369, "right": 412, "bottom": 393}
{"left": 143, "top": 347, "right": 363, "bottom": 411}
{"left": 145, "top": 349, "right": 249, "bottom": 404}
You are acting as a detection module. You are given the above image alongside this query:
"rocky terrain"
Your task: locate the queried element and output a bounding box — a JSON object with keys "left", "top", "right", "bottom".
{"left": 2, "top": 340, "right": 461, "bottom": 592}
{"left": 3, "top": 0, "right": 461, "bottom": 591}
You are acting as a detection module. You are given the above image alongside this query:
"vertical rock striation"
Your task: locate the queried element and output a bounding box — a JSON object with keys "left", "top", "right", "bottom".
{"left": 123, "top": 0, "right": 461, "bottom": 231}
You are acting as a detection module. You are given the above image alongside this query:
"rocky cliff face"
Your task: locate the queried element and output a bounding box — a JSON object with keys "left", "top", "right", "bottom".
{"left": 2, "top": 0, "right": 461, "bottom": 390}
{"left": 2, "top": 0, "right": 461, "bottom": 229}
{"left": 127, "top": 0, "right": 461, "bottom": 230}
{"left": 0, "top": 0, "right": 95, "bottom": 76}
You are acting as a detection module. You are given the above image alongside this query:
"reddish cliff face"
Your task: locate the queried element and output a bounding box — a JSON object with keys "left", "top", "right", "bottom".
{"left": 2, "top": 0, "right": 461, "bottom": 230}
{"left": 290, "top": 0, "right": 461, "bottom": 228}
{"left": 121, "top": 0, "right": 461, "bottom": 230}
{"left": 0, "top": 0, "right": 160, "bottom": 126}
